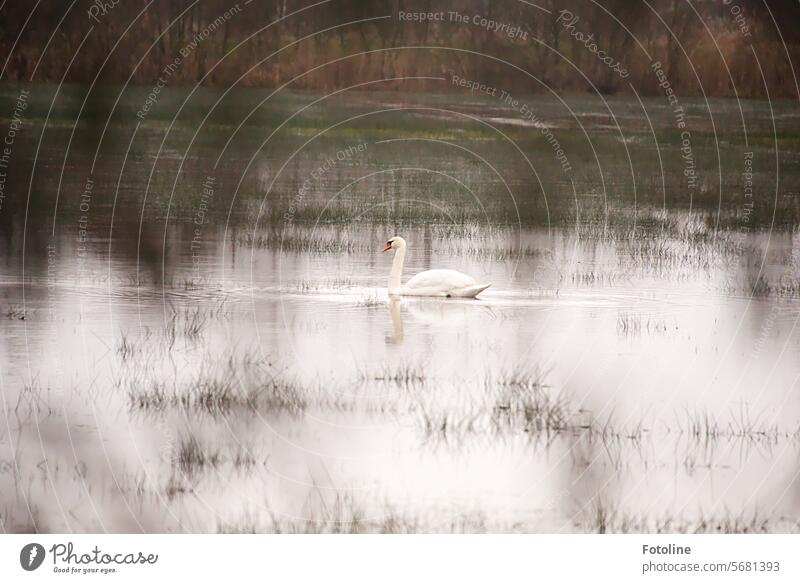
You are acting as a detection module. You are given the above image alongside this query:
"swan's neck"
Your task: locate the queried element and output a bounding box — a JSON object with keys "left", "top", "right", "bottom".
{"left": 389, "top": 246, "right": 405, "bottom": 294}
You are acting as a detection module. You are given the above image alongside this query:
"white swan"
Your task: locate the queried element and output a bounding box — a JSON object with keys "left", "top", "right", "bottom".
{"left": 383, "top": 236, "right": 491, "bottom": 298}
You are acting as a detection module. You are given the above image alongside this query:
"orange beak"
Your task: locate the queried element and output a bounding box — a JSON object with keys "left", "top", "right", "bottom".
{"left": 382, "top": 242, "right": 392, "bottom": 252}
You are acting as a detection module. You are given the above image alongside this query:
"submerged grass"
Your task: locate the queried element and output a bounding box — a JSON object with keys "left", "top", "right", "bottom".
{"left": 233, "top": 208, "right": 800, "bottom": 299}
{"left": 4, "top": 304, "right": 27, "bottom": 320}
{"left": 116, "top": 319, "right": 800, "bottom": 446}
{"left": 172, "top": 435, "right": 259, "bottom": 477}
{"left": 583, "top": 500, "right": 793, "bottom": 533}
{"left": 682, "top": 407, "right": 799, "bottom": 443}
{"left": 361, "top": 362, "right": 426, "bottom": 385}
{"left": 217, "top": 490, "right": 494, "bottom": 534}
{"left": 176, "top": 434, "right": 223, "bottom": 476}
{"left": 616, "top": 312, "right": 669, "bottom": 337}
{"left": 129, "top": 374, "right": 306, "bottom": 416}
{"left": 490, "top": 369, "right": 569, "bottom": 434}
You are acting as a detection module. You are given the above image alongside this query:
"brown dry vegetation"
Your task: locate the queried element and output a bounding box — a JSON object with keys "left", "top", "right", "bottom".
{"left": 0, "top": 0, "right": 798, "bottom": 97}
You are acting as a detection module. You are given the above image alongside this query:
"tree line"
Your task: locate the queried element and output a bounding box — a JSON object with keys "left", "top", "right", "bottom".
{"left": 1, "top": 0, "right": 798, "bottom": 98}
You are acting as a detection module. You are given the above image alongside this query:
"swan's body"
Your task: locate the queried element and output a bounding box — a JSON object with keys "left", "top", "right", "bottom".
{"left": 383, "top": 236, "right": 491, "bottom": 298}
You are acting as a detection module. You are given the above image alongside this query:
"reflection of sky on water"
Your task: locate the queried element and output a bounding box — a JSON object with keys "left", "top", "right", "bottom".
{"left": 1, "top": 223, "right": 799, "bottom": 532}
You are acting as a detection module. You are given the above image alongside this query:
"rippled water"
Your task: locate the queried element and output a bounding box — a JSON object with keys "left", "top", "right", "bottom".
{"left": 1, "top": 87, "right": 799, "bottom": 532}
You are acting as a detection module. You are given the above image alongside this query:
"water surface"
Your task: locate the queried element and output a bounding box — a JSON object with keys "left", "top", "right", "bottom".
{"left": 1, "top": 86, "right": 799, "bottom": 532}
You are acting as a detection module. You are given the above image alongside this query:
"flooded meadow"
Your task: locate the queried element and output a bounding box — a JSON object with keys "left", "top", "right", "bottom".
{"left": 1, "top": 85, "right": 799, "bottom": 533}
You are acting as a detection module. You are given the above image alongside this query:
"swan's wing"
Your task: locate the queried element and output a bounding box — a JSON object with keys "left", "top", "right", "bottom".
{"left": 403, "top": 269, "right": 476, "bottom": 292}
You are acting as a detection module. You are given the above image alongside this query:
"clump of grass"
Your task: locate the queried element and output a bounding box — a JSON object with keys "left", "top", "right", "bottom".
{"left": 693, "top": 512, "right": 771, "bottom": 534}
{"left": 130, "top": 375, "right": 307, "bottom": 417}
{"left": 165, "top": 474, "right": 190, "bottom": 500}
{"left": 589, "top": 500, "right": 611, "bottom": 533}
{"left": 573, "top": 413, "right": 647, "bottom": 445}
{"left": 682, "top": 407, "right": 791, "bottom": 443}
{"left": 294, "top": 277, "right": 358, "bottom": 293}
{"left": 13, "top": 377, "right": 51, "bottom": 417}
{"left": 582, "top": 501, "right": 782, "bottom": 533}
{"left": 233, "top": 449, "right": 258, "bottom": 471}
{"left": 236, "top": 229, "right": 368, "bottom": 254}
{"left": 193, "top": 379, "right": 260, "bottom": 414}
{"left": 362, "top": 362, "right": 425, "bottom": 385}
{"left": 684, "top": 410, "right": 723, "bottom": 440}
{"left": 218, "top": 491, "right": 494, "bottom": 534}
{"left": 418, "top": 406, "right": 480, "bottom": 441}
{"left": 247, "top": 198, "right": 486, "bottom": 228}
{"left": 163, "top": 305, "right": 208, "bottom": 346}
{"left": 410, "top": 367, "right": 569, "bottom": 441}
{"left": 171, "top": 435, "right": 258, "bottom": 477}
{"left": 217, "top": 519, "right": 258, "bottom": 534}
{"left": 491, "top": 381, "right": 569, "bottom": 434}
{"left": 748, "top": 273, "right": 772, "bottom": 297}
{"left": 117, "top": 331, "right": 136, "bottom": 361}
{"left": 4, "top": 304, "right": 27, "bottom": 320}
{"left": 776, "top": 274, "right": 800, "bottom": 297}
{"left": 616, "top": 313, "right": 668, "bottom": 336}
{"left": 181, "top": 306, "right": 209, "bottom": 339}
{"left": 492, "top": 366, "right": 547, "bottom": 390}
{"left": 355, "top": 294, "right": 384, "bottom": 308}
{"left": 569, "top": 269, "right": 628, "bottom": 287}
{"left": 161, "top": 302, "right": 232, "bottom": 345}
{"left": 617, "top": 312, "right": 642, "bottom": 335}
{"left": 176, "top": 434, "right": 222, "bottom": 475}
{"left": 486, "top": 366, "right": 569, "bottom": 434}
{"left": 431, "top": 227, "right": 554, "bottom": 261}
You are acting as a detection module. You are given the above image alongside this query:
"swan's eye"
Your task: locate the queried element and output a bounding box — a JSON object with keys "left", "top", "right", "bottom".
{"left": 386, "top": 240, "right": 392, "bottom": 246}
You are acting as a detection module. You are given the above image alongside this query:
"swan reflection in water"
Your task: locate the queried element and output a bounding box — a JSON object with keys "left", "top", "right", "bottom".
{"left": 387, "top": 298, "right": 404, "bottom": 344}
{"left": 386, "top": 296, "right": 495, "bottom": 345}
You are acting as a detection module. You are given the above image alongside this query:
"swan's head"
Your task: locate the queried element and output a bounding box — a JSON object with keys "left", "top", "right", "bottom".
{"left": 382, "top": 236, "right": 406, "bottom": 253}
